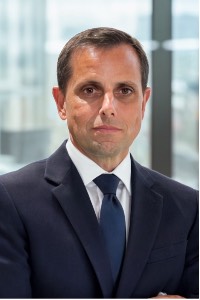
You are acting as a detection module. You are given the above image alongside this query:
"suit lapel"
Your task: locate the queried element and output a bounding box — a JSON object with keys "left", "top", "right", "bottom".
{"left": 116, "top": 160, "right": 163, "bottom": 298}
{"left": 45, "top": 142, "right": 113, "bottom": 298}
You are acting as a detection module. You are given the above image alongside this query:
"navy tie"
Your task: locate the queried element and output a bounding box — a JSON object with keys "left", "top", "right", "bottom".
{"left": 94, "top": 174, "right": 126, "bottom": 283}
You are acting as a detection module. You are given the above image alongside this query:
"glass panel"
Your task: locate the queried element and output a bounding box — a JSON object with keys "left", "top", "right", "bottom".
{"left": 0, "top": 0, "right": 48, "bottom": 173}
{"left": 171, "top": 0, "right": 198, "bottom": 188}
{"left": 0, "top": 0, "right": 152, "bottom": 174}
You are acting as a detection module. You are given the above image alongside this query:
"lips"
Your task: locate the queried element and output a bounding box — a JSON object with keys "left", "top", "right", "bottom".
{"left": 93, "top": 125, "right": 121, "bottom": 133}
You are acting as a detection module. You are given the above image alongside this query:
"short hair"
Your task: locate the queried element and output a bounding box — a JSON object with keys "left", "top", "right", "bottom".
{"left": 57, "top": 27, "right": 149, "bottom": 93}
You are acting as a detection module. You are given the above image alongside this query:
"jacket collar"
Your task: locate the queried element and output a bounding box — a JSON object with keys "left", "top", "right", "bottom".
{"left": 44, "top": 140, "right": 70, "bottom": 184}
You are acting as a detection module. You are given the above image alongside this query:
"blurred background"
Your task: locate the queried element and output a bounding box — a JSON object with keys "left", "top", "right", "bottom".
{"left": 0, "top": 0, "right": 198, "bottom": 188}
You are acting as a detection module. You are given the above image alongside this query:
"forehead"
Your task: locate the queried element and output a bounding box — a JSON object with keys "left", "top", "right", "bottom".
{"left": 69, "top": 44, "right": 141, "bottom": 78}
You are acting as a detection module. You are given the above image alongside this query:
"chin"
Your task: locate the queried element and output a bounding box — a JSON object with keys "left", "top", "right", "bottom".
{"left": 91, "top": 141, "right": 122, "bottom": 156}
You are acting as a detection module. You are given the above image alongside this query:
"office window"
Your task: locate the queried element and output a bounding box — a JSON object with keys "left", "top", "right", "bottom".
{"left": 171, "top": 0, "right": 198, "bottom": 188}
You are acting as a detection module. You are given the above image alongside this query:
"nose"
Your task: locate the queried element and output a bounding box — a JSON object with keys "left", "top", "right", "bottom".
{"left": 99, "top": 93, "right": 116, "bottom": 117}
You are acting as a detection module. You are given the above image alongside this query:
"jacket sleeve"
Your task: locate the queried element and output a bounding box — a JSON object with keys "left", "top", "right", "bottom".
{"left": 0, "top": 181, "right": 32, "bottom": 298}
{"left": 177, "top": 193, "right": 199, "bottom": 298}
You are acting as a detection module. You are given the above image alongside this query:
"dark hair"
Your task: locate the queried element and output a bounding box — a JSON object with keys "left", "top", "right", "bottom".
{"left": 57, "top": 27, "right": 149, "bottom": 93}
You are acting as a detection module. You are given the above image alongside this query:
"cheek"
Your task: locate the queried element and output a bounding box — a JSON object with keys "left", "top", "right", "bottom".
{"left": 68, "top": 109, "right": 93, "bottom": 133}
{"left": 122, "top": 103, "right": 141, "bottom": 124}
{"left": 124, "top": 109, "right": 143, "bottom": 136}
{"left": 75, "top": 104, "right": 98, "bottom": 126}
{"left": 66, "top": 100, "right": 84, "bottom": 123}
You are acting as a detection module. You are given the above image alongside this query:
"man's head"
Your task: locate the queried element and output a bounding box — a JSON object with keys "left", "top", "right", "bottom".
{"left": 53, "top": 27, "right": 151, "bottom": 171}
{"left": 57, "top": 27, "right": 149, "bottom": 94}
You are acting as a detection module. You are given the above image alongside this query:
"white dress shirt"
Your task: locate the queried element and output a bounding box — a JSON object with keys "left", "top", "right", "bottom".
{"left": 66, "top": 139, "right": 132, "bottom": 240}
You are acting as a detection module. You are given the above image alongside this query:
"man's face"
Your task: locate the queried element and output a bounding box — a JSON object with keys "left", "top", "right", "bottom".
{"left": 53, "top": 44, "right": 150, "bottom": 169}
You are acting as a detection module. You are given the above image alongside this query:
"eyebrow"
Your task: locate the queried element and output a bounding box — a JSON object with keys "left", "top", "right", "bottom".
{"left": 116, "top": 81, "right": 138, "bottom": 88}
{"left": 75, "top": 80, "right": 103, "bottom": 90}
{"left": 75, "top": 80, "right": 138, "bottom": 89}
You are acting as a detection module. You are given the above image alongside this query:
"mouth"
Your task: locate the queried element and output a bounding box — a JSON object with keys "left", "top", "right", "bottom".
{"left": 93, "top": 125, "right": 122, "bottom": 133}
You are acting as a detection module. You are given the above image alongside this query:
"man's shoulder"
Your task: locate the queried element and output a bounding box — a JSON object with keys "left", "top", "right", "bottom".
{"left": 133, "top": 160, "right": 198, "bottom": 205}
{"left": 0, "top": 159, "right": 47, "bottom": 187}
{"left": 0, "top": 140, "right": 69, "bottom": 188}
{"left": 134, "top": 161, "right": 198, "bottom": 222}
{"left": 135, "top": 160, "right": 197, "bottom": 191}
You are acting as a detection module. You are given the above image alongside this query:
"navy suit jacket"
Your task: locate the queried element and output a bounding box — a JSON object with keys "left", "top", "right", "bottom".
{"left": 0, "top": 141, "right": 198, "bottom": 298}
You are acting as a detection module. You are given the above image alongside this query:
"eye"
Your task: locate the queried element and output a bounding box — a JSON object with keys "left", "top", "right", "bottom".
{"left": 83, "top": 87, "right": 95, "bottom": 94}
{"left": 81, "top": 85, "right": 102, "bottom": 99}
{"left": 120, "top": 87, "right": 133, "bottom": 95}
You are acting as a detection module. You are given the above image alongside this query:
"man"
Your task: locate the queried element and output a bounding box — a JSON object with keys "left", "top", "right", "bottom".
{"left": 0, "top": 27, "right": 198, "bottom": 298}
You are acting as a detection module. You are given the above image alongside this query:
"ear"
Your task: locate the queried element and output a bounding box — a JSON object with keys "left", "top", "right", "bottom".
{"left": 142, "top": 87, "right": 151, "bottom": 119}
{"left": 52, "top": 87, "right": 67, "bottom": 120}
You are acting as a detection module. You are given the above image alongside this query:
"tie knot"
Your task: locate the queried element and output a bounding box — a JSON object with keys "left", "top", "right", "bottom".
{"left": 93, "top": 174, "right": 120, "bottom": 195}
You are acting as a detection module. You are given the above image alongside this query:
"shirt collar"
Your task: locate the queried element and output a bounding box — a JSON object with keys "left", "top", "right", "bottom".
{"left": 66, "top": 139, "right": 131, "bottom": 194}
